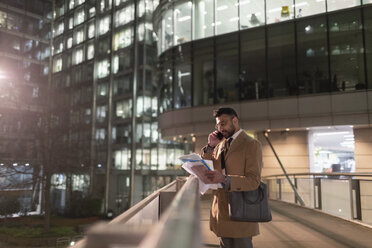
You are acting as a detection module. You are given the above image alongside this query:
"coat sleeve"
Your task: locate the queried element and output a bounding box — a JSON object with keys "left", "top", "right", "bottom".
{"left": 229, "top": 139, "right": 262, "bottom": 191}
{"left": 200, "top": 145, "right": 215, "bottom": 161}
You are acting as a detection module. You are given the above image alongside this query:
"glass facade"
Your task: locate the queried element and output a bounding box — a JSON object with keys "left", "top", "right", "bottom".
{"left": 155, "top": 0, "right": 370, "bottom": 54}
{"left": 156, "top": 4, "right": 372, "bottom": 112}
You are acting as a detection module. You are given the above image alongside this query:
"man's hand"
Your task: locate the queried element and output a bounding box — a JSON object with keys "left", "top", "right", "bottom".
{"left": 208, "top": 130, "right": 222, "bottom": 148}
{"left": 204, "top": 170, "right": 225, "bottom": 184}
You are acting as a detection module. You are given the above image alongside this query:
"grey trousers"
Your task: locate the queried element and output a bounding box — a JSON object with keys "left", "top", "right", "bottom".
{"left": 220, "top": 237, "right": 253, "bottom": 248}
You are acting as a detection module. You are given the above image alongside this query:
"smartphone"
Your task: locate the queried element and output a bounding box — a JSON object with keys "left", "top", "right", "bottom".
{"left": 216, "top": 131, "right": 223, "bottom": 140}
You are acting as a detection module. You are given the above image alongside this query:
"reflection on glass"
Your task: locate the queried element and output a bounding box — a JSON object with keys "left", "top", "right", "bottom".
{"left": 193, "top": 39, "right": 214, "bottom": 106}
{"left": 297, "top": 16, "right": 330, "bottom": 94}
{"left": 159, "top": 60, "right": 173, "bottom": 113}
{"left": 239, "top": 0, "right": 264, "bottom": 29}
{"left": 162, "top": 10, "right": 173, "bottom": 52}
{"left": 174, "top": 1, "right": 192, "bottom": 45}
{"left": 365, "top": 7, "right": 372, "bottom": 89}
{"left": 115, "top": 4, "right": 134, "bottom": 27}
{"left": 194, "top": 0, "right": 214, "bottom": 39}
{"left": 215, "top": 0, "right": 238, "bottom": 35}
{"left": 240, "top": 27, "right": 267, "bottom": 100}
{"left": 113, "top": 28, "right": 133, "bottom": 51}
{"left": 329, "top": 10, "right": 365, "bottom": 91}
{"left": 216, "top": 34, "right": 239, "bottom": 103}
{"left": 266, "top": 0, "right": 294, "bottom": 24}
{"left": 267, "top": 22, "right": 296, "bottom": 97}
{"left": 96, "top": 105, "right": 107, "bottom": 122}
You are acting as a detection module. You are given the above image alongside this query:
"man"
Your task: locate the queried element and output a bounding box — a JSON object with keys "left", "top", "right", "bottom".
{"left": 201, "top": 107, "right": 263, "bottom": 248}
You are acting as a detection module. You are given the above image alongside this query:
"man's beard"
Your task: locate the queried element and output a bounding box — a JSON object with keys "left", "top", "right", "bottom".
{"left": 224, "top": 127, "right": 235, "bottom": 138}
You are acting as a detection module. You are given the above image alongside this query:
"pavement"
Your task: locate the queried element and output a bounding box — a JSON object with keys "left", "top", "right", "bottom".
{"left": 201, "top": 195, "right": 372, "bottom": 248}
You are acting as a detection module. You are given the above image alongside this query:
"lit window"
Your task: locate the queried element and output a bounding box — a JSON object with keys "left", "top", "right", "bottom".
{"left": 74, "top": 8, "right": 85, "bottom": 26}
{"left": 114, "top": 5, "right": 134, "bottom": 27}
{"left": 69, "top": 17, "right": 73, "bottom": 29}
{"left": 67, "top": 37, "right": 73, "bottom": 48}
{"left": 76, "top": 0, "right": 85, "bottom": 5}
{"left": 69, "top": 0, "right": 74, "bottom": 10}
{"left": 53, "top": 57, "right": 62, "bottom": 72}
{"left": 97, "top": 59, "right": 110, "bottom": 78}
{"left": 89, "top": 7, "right": 96, "bottom": 17}
{"left": 99, "top": 16, "right": 110, "bottom": 35}
{"left": 116, "top": 99, "right": 132, "bottom": 119}
{"left": 55, "top": 22, "right": 64, "bottom": 36}
{"left": 73, "top": 48, "right": 84, "bottom": 65}
{"left": 113, "top": 28, "right": 132, "bottom": 50}
{"left": 96, "top": 105, "right": 107, "bottom": 122}
{"left": 88, "top": 23, "right": 95, "bottom": 38}
{"left": 113, "top": 55, "right": 119, "bottom": 73}
{"left": 75, "top": 29, "right": 84, "bottom": 44}
{"left": 87, "top": 43, "right": 94, "bottom": 60}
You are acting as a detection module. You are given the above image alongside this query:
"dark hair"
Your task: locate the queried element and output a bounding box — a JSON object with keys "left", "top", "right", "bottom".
{"left": 213, "top": 107, "right": 238, "bottom": 118}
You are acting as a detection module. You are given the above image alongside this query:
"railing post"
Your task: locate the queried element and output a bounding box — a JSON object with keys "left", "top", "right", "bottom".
{"left": 314, "top": 177, "right": 322, "bottom": 210}
{"left": 351, "top": 179, "right": 362, "bottom": 220}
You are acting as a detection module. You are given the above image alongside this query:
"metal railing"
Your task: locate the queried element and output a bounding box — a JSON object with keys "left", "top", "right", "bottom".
{"left": 263, "top": 172, "right": 372, "bottom": 226}
{"left": 72, "top": 176, "right": 201, "bottom": 248}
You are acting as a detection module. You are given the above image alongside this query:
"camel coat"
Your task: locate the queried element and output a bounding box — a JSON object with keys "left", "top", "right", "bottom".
{"left": 201, "top": 131, "right": 263, "bottom": 238}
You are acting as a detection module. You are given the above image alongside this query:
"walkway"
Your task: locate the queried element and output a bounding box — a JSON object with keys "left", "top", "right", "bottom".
{"left": 201, "top": 195, "right": 372, "bottom": 248}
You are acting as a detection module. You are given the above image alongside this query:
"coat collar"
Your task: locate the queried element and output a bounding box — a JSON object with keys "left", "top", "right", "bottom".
{"left": 224, "top": 130, "right": 245, "bottom": 160}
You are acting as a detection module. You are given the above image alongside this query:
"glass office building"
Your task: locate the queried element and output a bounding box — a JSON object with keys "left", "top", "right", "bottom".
{"left": 153, "top": 0, "right": 372, "bottom": 178}
{"left": 0, "top": 0, "right": 52, "bottom": 212}
{"left": 153, "top": 0, "right": 372, "bottom": 112}
{"left": 50, "top": 0, "right": 189, "bottom": 214}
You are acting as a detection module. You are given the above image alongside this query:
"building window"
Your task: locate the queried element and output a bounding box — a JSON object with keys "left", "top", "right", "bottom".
{"left": 136, "top": 96, "right": 152, "bottom": 117}
{"left": 114, "top": 149, "right": 131, "bottom": 170}
{"left": 193, "top": 0, "right": 214, "bottom": 40}
{"left": 266, "top": 0, "right": 294, "bottom": 24}
{"left": 74, "top": 7, "right": 85, "bottom": 26}
{"left": 73, "top": 47, "right": 84, "bottom": 65}
{"left": 89, "top": 7, "right": 96, "bottom": 17}
{"left": 138, "top": 22, "right": 154, "bottom": 43}
{"left": 215, "top": 0, "right": 238, "bottom": 35}
{"left": 294, "top": 0, "right": 326, "bottom": 18}
{"left": 69, "top": 17, "right": 74, "bottom": 29}
{"left": 329, "top": 10, "right": 365, "bottom": 91}
{"left": 67, "top": 36, "right": 73, "bottom": 49}
{"left": 53, "top": 57, "right": 62, "bottom": 72}
{"left": 174, "top": 45, "right": 192, "bottom": 108}
{"left": 240, "top": 27, "right": 267, "bottom": 100}
{"left": 297, "top": 16, "right": 329, "bottom": 94}
{"left": 161, "top": 9, "right": 173, "bottom": 52}
{"left": 366, "top": 7, "right": 372, "bottom": 89}
{"left": 97, "top": 59, "right": 110, "bottom": 78}
{"left": 55, "top": 21, "right": 64, "bottom": 36}
{"left": 113, "top": 28, "right": 133, "bottom": 51}
{"left": 95, "top": 128, "right": 106, "bottom": 144}
{"left": 113, "top": 51, "right": 132, "bottom": 73}
{"left": 174, "top": 1, "right": 192, "bottom": 45}
{"left": 267, "top": 22, "right": 296, "bottom": 97}
{"left": 69, "top": 0, "right": 74, "bottom": 10}
{"left": 115, "top": 5, "right": 134, "bottom": 28}
{"left": 76, "top": 0, "right": 85, "bottom": 6}
{"left": 100, "top": 0, "right": 112, "bottom": 12}
{"left": 115, "top": 99, "right": 132, "bottom": 119}
{"left": 74, "top": 28, "right": 85, "bottom": 44}
{"left": 327, "top": 0, "right": 360, "bottom": 12}
{"left": 96, "top": 105, "right": 107, "bottom": 122}
{"left": 54, "top": 39, "right": 64, "bottom": 54}
{"left": 239, "top": 0, "right": 264, "bottom": 29}
{"left": 97, "top": 82, "right": 109, "bottom": 98}
{"left": 88, "top": 22, "right": 95, "bottom": 39}
{"left": 114, "top": 76, "right": 131, "bottom": 95}
{"left": 193, "top": 39, "right": 214, "bottom": 106}
{"left": 99, "top": 16, "right": 110, "bottom": 35}
{"left": 159, "top": 61, "right": 173, "bottom": 113}
{"left": 87, "top": 42, "right": 94, "bottom": 60}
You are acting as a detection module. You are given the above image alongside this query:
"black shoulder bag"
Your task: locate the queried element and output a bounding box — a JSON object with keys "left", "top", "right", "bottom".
{"left": 221, "top": 152, "right": 272, "bottom": 222}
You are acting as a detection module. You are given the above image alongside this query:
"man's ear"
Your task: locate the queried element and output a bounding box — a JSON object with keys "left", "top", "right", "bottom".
{"left": 232, "top": 116, "right": 239, "bottom": 126}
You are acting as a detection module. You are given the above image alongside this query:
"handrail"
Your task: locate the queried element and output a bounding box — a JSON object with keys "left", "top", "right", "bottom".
{"left": 139, "top": 176, "right": 200, "bottom": 248}
{"left": 110, "top": 180, "right": 177, "bottom": 225}
{"left": 263, "top": 172, "right": 372, "bottom": 178}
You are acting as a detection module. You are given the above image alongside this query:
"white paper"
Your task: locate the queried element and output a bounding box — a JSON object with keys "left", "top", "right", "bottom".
{"left": 179, "top": 153, "right": 222, "bottom": 194}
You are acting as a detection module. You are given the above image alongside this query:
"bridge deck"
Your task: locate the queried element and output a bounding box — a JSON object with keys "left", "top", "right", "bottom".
{"left": 201, "top": 194, "right": 372, "bottom": 248}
